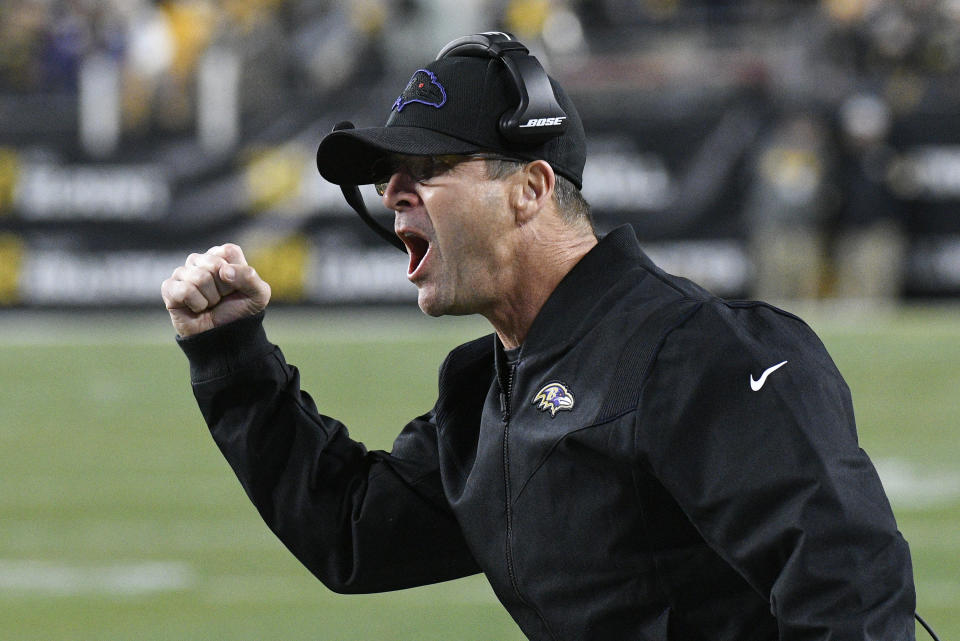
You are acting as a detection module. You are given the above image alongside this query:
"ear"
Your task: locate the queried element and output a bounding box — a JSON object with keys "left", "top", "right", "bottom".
{"left": 511, "top": 160, "right": 555, "bottom": 225}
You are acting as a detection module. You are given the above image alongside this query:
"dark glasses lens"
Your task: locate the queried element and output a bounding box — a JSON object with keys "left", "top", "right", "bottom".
{"left": 373, "top": 156, "right": 448, "bottom": 196}
{"left": 373, "top": 154, "right": 524, "bottom": 196}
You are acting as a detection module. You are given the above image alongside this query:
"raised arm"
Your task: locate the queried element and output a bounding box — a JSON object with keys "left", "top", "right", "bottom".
{"left": 162, "top": 246, "right": 479, "bottom": 592}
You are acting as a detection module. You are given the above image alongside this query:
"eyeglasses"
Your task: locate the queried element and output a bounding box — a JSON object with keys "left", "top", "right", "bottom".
{"left": 372, "top": 153, "right": 524, "bottom": 196}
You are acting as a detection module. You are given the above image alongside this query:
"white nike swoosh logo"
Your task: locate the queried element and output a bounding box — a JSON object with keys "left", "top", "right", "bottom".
{"left": 750, "top": 360, "right": 788, "bottom": 391}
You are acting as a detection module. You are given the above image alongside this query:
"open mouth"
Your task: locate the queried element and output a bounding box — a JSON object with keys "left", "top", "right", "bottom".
{"left": 399, "top": 231, "right": 430, "bottom": 278}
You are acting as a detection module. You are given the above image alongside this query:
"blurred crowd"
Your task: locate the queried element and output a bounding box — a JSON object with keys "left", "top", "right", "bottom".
{"left": 3, "top": 0, "right": 960, "bottom": 304}
{"left": 4, "top": 0, "right": 959, "bottom": 131}
{"left": 744, "top": 94, "right": 904, "bottom": 304}
{"left": 9, "top": 1, "right": 959, "bottom": 98}
{"left": 0, "top": 0, "right": 336, "bottom": 137}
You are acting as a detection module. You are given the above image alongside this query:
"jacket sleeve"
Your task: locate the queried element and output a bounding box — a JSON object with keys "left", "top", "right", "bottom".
{"left": 636, "top": 300, "right": 916, "bottom": 640}
{"left": 176, "top": 312, "right": 480, "bottom": 593}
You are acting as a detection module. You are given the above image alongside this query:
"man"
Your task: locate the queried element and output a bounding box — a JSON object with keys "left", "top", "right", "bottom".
{"left": 162, "top": 34, "right": 916, "bottom": 640}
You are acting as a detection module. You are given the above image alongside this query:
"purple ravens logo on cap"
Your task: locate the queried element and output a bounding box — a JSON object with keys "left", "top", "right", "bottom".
{"left": 533, "top": 382, "right": 575, "bottom": 417}
{"left": 393, "top": 69, "right": 447, "bottom": 112}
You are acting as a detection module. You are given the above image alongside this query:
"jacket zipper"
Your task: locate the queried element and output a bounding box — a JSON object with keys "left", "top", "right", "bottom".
{"left": 501, "top": 364, "right": 522, "bottom": 599}
{"left": 500, "top": 362, "right": 559, "bottom": 641}
{"left": 503, "top": 364, "right": 542, "bottom": 615}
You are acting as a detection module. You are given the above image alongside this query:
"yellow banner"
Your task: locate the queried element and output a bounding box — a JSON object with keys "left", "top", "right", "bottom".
{"left": 0, "top": 234, "right": 24, "bottom": 304}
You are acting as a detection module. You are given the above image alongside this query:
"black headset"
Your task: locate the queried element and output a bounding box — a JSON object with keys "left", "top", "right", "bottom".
{"left": 437, "top": 31, "right": 567, "bottom": 145}
{"left": 334, "top": 32, "right": 566, "bottom": 251}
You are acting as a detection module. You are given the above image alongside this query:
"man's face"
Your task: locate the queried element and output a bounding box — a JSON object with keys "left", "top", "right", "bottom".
{"left": 379, "top": 154, "right": 517, "bottom": 317}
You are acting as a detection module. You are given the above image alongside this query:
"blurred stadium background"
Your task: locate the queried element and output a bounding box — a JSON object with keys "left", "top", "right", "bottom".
{"left": 0, "top": 0, "right": 958, "bottom": 638}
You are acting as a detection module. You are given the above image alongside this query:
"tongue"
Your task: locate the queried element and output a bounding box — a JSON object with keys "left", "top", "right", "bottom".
{"left": 406, "top": 237, "right": 429, "bottom": 276}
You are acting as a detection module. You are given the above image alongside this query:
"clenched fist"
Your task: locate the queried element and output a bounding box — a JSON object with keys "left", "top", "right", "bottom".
{"left": 161, "top": 243, "right": 271, "bottom": 337}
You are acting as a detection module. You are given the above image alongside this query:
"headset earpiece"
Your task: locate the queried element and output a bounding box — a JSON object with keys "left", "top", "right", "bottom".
{"left": 436, "top": 32, "right": 568, "bottom": 146}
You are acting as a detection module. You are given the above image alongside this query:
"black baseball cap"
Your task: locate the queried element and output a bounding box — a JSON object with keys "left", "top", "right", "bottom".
{"left": 316, "top": 53, "right": 586, "bottom": 189}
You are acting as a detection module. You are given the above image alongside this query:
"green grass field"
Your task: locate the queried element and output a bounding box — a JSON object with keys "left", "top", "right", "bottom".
{"left": 0, "top": 305, "right": 957, "bottom": 640}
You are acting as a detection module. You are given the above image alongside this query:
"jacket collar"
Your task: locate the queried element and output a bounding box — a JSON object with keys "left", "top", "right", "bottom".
{"left": 517, "top": 224, "right": 657, "bottom": 357}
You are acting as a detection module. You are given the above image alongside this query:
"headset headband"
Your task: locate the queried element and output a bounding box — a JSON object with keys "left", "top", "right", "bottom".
{"left": 436, "top": 32, "right": 568, "bottom": 146}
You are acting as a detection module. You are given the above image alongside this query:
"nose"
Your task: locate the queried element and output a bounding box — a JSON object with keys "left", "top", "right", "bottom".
{"left": 381, "top": 172, "right": 421, "bottom": 211}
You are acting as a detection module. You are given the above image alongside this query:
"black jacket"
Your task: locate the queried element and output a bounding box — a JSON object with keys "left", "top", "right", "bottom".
{"left": 178, "top": 225, "right": 915, "bottom": 640}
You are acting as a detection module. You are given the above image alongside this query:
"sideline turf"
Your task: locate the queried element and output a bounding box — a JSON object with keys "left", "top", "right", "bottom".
{"left": 0, "top": 306, "right": 956, "bottom": 640}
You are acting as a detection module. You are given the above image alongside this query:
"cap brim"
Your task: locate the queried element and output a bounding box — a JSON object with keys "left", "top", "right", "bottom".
{"left": 316, "top": 126, "right": 486, "bottom": 185}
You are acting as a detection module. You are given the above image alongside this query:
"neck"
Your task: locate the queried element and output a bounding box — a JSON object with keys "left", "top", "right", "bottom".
{"left": 485, "top": 229, "right": 597, "bottom": 350}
